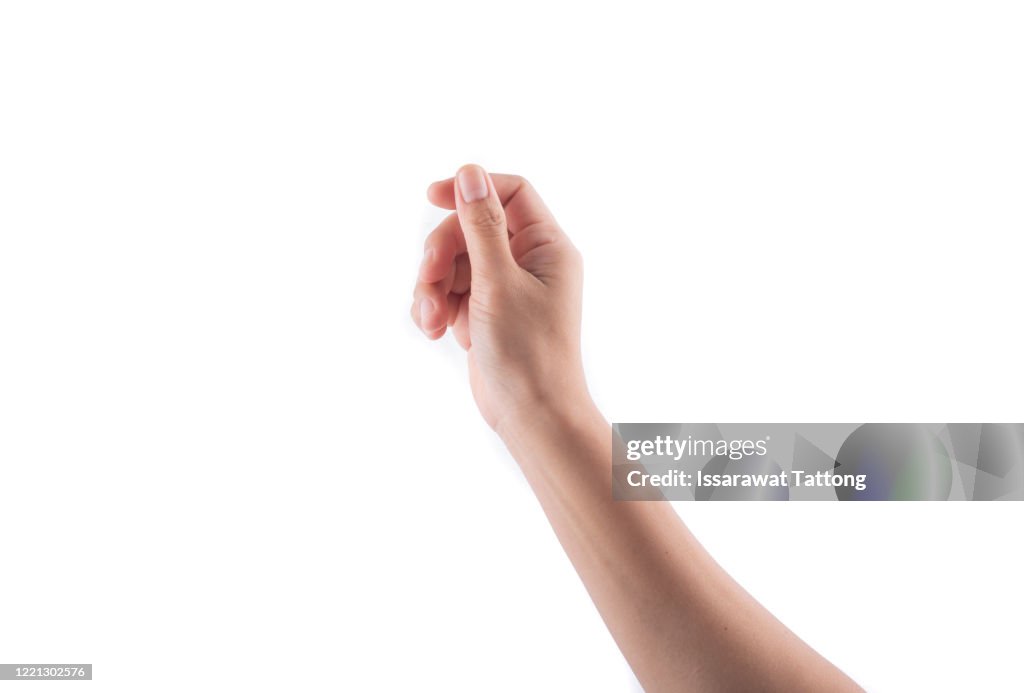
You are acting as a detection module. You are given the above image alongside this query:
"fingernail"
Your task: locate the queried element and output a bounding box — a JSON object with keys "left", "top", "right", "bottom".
{"left": 419, "top": 297, "right": 434, "bottom": 327}
{"left": 457, "top": 166, "right": 488, "bottom": 202}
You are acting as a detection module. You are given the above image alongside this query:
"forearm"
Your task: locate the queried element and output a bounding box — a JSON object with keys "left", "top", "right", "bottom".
{"left": 498, "top": 401, "right": 862, "bottom": 693}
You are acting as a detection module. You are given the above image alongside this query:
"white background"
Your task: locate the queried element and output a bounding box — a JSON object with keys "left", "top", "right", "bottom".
{"left": 1, "top": 2, "right": 1022, "bottom": 691}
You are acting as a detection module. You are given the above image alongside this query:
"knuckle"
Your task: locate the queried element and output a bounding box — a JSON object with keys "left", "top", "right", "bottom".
{"left": 555, "top": 243, "right": 584, "bottom": 276}
{"left": 466, "top": 202, "right": 506, "bottom": 233}
{"left": 506, "top": 174, "right": 535, "bottom": 202}
{"left": 509, "top": 174, "right": 530, "bottom": 190}
{"left": 424, "top": 212, "right": 457, "bottom": 251}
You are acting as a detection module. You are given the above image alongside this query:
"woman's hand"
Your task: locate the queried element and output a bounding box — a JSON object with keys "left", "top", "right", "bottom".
{"left": 410, "top": 165, "right": 863, "bottom": 692}
{"left": 411, "top": 165, "right": 588, "bottom": 434}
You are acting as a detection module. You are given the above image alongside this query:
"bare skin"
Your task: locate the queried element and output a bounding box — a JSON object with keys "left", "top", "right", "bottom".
{"left": 411, "top": 164, "right": 862, "bottom": 692}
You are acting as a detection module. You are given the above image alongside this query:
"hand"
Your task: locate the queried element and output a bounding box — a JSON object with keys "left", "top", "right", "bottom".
{"left": 411, "top": 165, "right": 588, "bottom": 434}
{"left": 411, "top": 167, "right": 864, "bottom": 693}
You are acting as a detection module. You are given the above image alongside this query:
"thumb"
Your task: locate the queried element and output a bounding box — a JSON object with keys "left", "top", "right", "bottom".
{"left": 454, "top": 164, "right": 514, "bottom": 277}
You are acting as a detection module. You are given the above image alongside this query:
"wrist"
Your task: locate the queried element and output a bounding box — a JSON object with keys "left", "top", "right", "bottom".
{"left": 495, "top": 387, "right": 604, "bottom": 460}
